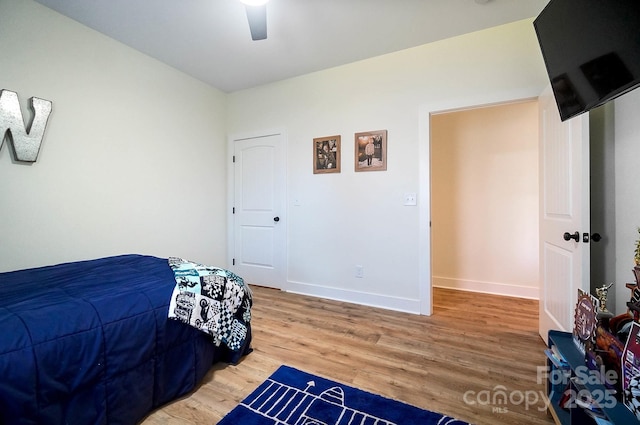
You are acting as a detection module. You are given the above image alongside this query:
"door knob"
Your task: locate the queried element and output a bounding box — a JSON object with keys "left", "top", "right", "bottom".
{"left": 563, "top": 231, "right": 579, "bottom": 242}
{"left": 273, "top": 216, "right": 280, "bottom": 222}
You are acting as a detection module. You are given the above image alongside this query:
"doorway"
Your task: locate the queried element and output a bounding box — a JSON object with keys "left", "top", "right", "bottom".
{"left": 430, "top": 100, "right": 540, "bottom": 301}
{"left": 228, "top": 131, "right": 287, "bottom": 289}
{"left": 589, "top": 103, "right": 616, "bottom": 306}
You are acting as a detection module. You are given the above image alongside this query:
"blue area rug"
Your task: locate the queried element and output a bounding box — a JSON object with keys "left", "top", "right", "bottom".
{"left": 218, "top": 365, "right": 471, "bottom": 425}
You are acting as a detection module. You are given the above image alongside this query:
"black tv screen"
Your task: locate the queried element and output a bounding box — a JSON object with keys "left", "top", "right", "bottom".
{"left": 534, "top": 0, "right": 640, "bottom": 121}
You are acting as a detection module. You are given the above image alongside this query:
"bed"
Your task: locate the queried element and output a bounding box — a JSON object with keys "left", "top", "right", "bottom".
{"left": 0, "top": 254, "right": 252, "bottom": 425}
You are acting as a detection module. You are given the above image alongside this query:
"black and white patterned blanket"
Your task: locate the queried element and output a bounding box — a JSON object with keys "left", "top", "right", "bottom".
{"left": 167, "top": 257, "right": 252, "bottom": 351}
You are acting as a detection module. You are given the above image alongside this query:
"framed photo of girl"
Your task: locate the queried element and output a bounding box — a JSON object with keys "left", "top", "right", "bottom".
{"left": 313, "top": 135, "right": 341, "bottom": 174}
{"left": 355, "top": 130, "right": 387, "bottom": 171}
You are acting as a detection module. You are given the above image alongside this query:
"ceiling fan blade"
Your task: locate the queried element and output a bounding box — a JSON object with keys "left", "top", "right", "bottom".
{"left": 244, "top": 4, "right": 267, "bottom": 41}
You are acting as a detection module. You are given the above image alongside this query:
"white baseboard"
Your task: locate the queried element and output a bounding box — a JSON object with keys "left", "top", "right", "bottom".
{"left": 285, "top": 280, "right": 421, "bottom": 314}
{"left": 432, "top": 276, "right": 539, "bottom": 299}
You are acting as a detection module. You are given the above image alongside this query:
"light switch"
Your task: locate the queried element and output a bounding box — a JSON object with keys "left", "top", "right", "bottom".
{"left": 404, "top": 193, "right": 417, "bottom": 206}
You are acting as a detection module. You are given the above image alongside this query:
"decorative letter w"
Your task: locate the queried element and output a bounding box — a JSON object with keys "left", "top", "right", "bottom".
{"left": 0, "top": 89, "right": 52, "bottom": 162}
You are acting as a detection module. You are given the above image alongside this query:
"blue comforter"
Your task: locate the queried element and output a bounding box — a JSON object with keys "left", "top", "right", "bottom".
{"left": 0, "top": 254, "right": 252, "bottom": 425}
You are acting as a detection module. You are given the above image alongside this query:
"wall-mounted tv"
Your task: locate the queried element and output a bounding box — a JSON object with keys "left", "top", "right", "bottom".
{"left": 534, "top": 0, "right": 640, "bottom": 121}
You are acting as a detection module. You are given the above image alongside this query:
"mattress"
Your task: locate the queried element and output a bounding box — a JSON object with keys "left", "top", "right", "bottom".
{"left": 0, "top": 254, "right": 252, "bottom": 424}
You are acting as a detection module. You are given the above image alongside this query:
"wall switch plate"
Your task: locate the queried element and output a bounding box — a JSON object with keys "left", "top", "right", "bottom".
{"left": 404, "top": 192, "right": 417, "bottom": 206}
{"left": 355, "top": 265, "right": 364, "bottom": 278}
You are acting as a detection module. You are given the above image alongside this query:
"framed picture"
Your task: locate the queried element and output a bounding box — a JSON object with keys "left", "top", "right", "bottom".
{"left": 355, "top": 130, "right": 387, "bottom": 172}
{"left": 313, "top": 135, "right": 341, "bottom": 174}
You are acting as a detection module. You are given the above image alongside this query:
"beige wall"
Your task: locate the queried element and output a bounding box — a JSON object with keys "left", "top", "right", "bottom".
{"left": 3, "top": 1, "right": 639, "bottom": 315}
{"left": 0, "top": 1, "right": 229, "bottom": 271}
{"left": 431, "top": 101, "right": 539, "bottom": 298}
{"left": 228, "top": 19, "right": 549, "bottom": 312}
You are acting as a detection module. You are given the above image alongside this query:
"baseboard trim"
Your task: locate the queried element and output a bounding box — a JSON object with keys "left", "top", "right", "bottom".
{"left": 285, "top": 280, "right": 421, "bottom": 314}
{"left": 432, "top": 276, "right": 539, "bottom": 299}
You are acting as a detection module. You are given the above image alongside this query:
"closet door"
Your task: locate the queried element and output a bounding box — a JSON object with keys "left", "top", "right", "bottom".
{"left": 231, "top": 132, "right": 286, "bottom": 289}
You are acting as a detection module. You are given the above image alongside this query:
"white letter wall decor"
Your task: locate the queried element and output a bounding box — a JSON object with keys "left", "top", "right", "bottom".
{"left": 0, "top": 89, "right": 52, "bottom": 163}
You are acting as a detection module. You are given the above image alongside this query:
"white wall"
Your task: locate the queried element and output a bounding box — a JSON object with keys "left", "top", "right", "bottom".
{"left": 431, "top": 101, "right": 539, "bottom": 299}
{"left": 0, "top": 0, "right": 229, "bottom": 272}
{"left": 614, "top": 89, "right": 640, "bottom": 314}
{"left": 3, "top": 1, "right": 638, "bottom": 316}
{"left": 227, "top": 19, "right": 549, "bottom": 312}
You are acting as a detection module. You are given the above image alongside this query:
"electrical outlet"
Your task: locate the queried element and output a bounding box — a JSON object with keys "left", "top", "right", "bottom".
{"left": 404, "top": 192, "right": 417, "bottom": 206}
{"left": 355, "top": 265, "right": 364, "bottom": 278}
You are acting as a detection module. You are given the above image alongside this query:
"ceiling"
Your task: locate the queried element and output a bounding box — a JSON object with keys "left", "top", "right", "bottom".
{"left": 33, "top": 0, "right": 550, "bottom": 93}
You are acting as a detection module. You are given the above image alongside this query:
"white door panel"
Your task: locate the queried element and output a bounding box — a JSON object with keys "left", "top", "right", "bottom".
{"left": 539, "top": 85, "right": 590, "bottom": 342}
{"left": 231, "top": 133, "right": 286, "bottom": 289}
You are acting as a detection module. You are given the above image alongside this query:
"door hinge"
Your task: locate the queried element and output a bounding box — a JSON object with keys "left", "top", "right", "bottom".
{"left": 232, "top": 207, "right": 235, "bottom": 214}
{"left": 232, "top": 258, "right": 235, "bottom": 266}
{"left": 232, "top": 155, "right": 236, "bottom": 163}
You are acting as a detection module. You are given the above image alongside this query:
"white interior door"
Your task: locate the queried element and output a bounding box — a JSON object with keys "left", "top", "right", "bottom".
{"left": 231, "top": 132, "right": 286, "bottom": 289}
{"left": 538, "top": 85, "right": 590, "bottom": 343}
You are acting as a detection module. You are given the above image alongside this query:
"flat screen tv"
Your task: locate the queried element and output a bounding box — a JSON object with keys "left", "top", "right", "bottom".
{"left": 534, "top": 0, "right": 640, "bottom": 121}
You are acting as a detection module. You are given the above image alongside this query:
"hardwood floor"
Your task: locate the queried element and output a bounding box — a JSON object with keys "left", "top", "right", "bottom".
{"left": 142, "top": 286, "right": 555, "bottom": 425}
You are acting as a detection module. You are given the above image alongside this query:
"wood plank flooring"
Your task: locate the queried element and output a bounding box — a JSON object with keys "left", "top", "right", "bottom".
{"left": 142, "top": 286, "right": 555, "bottom": 425}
